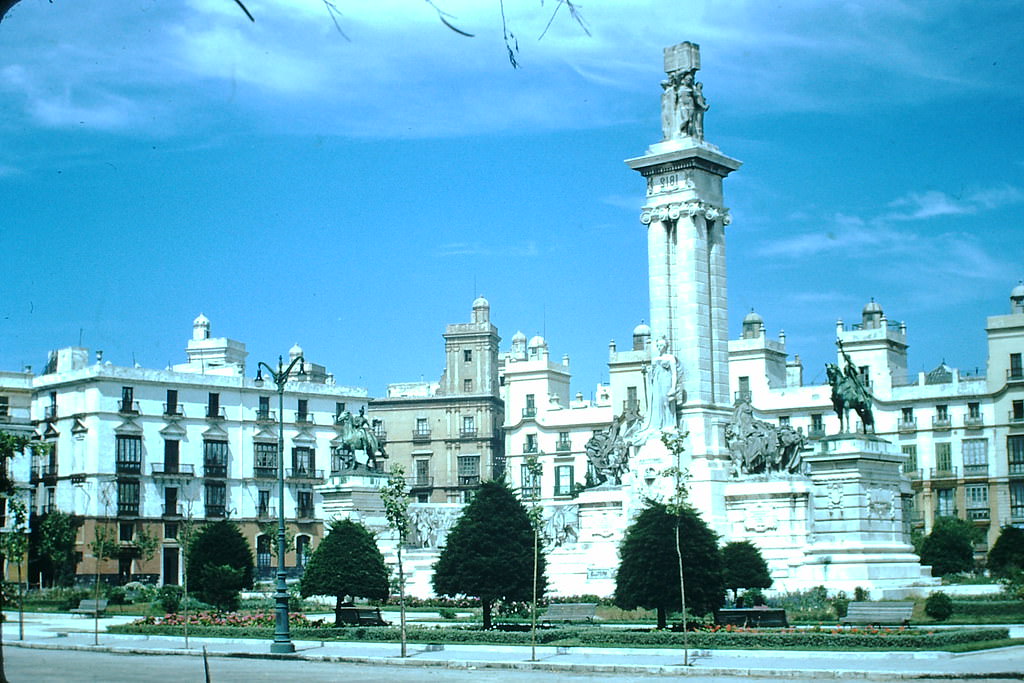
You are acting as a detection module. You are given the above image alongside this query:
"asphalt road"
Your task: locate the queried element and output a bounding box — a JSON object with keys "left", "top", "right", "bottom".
{"left": 9, "top": 647, "right": 1024, "bottom": 683}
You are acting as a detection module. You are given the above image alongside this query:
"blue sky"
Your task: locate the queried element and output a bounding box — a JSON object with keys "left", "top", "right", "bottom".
{"left": 1, "top": 1, "right": 1022, "bottom": 396}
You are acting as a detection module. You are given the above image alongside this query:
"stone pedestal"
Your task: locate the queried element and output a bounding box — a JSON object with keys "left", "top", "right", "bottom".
{"left": 546, "top": 486, "right": 629, "bottom": 596}
{"left": 724, "top": 478, "right": 814, "bottom": 580}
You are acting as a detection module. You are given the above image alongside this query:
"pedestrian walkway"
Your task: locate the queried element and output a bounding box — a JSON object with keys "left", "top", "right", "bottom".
{"left": 5, "top": 612, "right": 1023, "bottom": 680}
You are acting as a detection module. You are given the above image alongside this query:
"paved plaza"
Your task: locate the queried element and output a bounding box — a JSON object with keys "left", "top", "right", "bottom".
{"left": 4, "top": 611, "right": 1023, "bottom": 681}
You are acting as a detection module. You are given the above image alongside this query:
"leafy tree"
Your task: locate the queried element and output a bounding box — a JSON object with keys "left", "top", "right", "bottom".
{"left": 300, "top": 518, "right": 389, "bottom": 626}
{"left": 919, "top": 516, "right": 980, "bottom": 577}
{"left": 615, "top": 501, "right": 724, "bottom": 629}
{"left": 186, "top": 520, "right": 253, "bottom": 610}
{"left": 924, "top": 591, "right": 953, "bottom": 621}
{"left": 988, "top": 525, "right": 1024, "bottom": 578}
{"left": 721, "top": 540, "right": 773, "bottom": 595}
{"left": 33, "top": 510, "right": 79, "bottom": 587}
{"left": 380, "top": 464, "right": 411, "bottom": 656}
{"left": 433, "top": 480, "right": 546, "bottom": 630}
{"left": 0, "top": 497, "right": 30, "bottom": 640}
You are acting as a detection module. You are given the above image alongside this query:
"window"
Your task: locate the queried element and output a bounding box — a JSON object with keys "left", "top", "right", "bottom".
{"left": 525, "top": 433, "right": 538, "bottom": 454}
{"left": 1013, "top": 400, "right": 1024, "bottom": 421}
{"left": 1011, "top": 481, "right": 1024, "bottom": 520}
{"left": 297, "top": 490, "right": 314, "bottom": 518}
{"left": 0, "top": 395, "right": 8, "bottom": 417}
{"left": 811, "top": 413, "right": 823, "bottom": 433}
{"left": 296, "top": 535, "right": 310, "bottom": 567}
{"left": 901, "top": 407, "right": 914, "bottom": 422}
{"left": 164, "top": 487, "right": 178, "bottom": 516}
{"left": 935, "top": 442, "right": 952, "bottom": 475}
{"left": 625, "top": 386, "right": 638, "bottom": 412}
{"left": 335, "top": 402, "right": 345, "bottom": 420}
{"left": 968, "top": 402, "right": 981, "bottom": 419}
{"left": 936, "top": 405, "right": 948, "bottom": 420}
{"left": 556, "top": 431, "right": 571, "bottom": 451}
{"left": 458, "top": 455, "right": 480, "bottom": 486}
{"left": 414, "top": 417, "right": 430, "bottom": 436}
{"left": 462, "top": 415, "right": 475, "bottom": 436}
{"left": 292, "top": 446, "right": 314, "bottom": 474}
{"left": 935, "top": 488, "right": 955, "bottom": 517}
{"left": 414, "top": 459, "right": 430, "bottom": 486}
{"left": 297, "top": 398, "right": 309, "bottom": 422}
{"left": 204, "top": 481, "right": 226, "bottom": 517}
{"left": 1009, "top": 436, "right": 1024, "bottom": 475}
{"left": 463, "top": 378, "right": 473, "bottom": 393}
{"left": 554, "top": 465, "right": 574, "bottom": 496}
{"left": 737, "top": 376, "right": 750, "bottom": 400}
{"left": 120, "top": 386, "right": 136, "bottom": 413}
{"left": 164, "top": 522, "right": 178, "bottom": 540}
{"left": 255, "top": 443, "right": 277, "bottom": 477}
{"left": 207, "top": 392, "right": 221, "bottom": 418}
{"left": 779, "top": 416, "right": 790, "bottom": 426}
{"left": 47, "top": 390, "right": 57, "bottom": 419}
{"left": 204, "top": 440, "right": 228, "bottom": 477}
{"left": 1011, "top": 352, "right": 1023, "bottom": 379}
{"left": 463, "top": 349, "right": 472, "bottom": 362}
{"left": 119, "top": 522, "right": 134, "bottom": 542}
{"left": 258, "top": 396, "right": 271, "bottom": 420}
{"left": 520, "top": 463, "right": 541, "bottom": 499}
{"left": 163, "top": 439, "right": 180, "bottom": 473}
{"left": 117, "top": 479, "right": 140, "bottom": 516}
{"left": 258, "top": 490, "right": 270, "bottom": 517}
{"left": 524, "top": 394, "right": 536, "bottom": 418}
{"left": 116, "top": 435, "right": 142, "bottom": 474}
{"left": 902, "top": 445, "right": 917, "bottom": 473}
{"left": 962, "top": 439, "right": 988, "bottom": 476}
{"left": 965, "top": 484, "right": 988, "bottom": 518}
{"left": 256, "top": 535, "right": 272, "bottom": 569}
{"left": 165, "top": 389, "right": 179, "bottom": 416}
{"left": 858, "top": 366, "right": 870, "bottom": 383}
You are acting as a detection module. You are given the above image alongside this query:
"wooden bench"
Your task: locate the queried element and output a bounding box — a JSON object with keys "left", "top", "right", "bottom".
{"left": 715, "top": 608, "right": 789, "bottom": 628}
{"left": 70, "top": 599, "right": 108, "bottom": 617}
{"left": 840, "top": 601, "right": 914, "bottom": 627}
{"left": 542, "top": 602, "right": 597, "bottom": 625}
{"left": 335, "top": 605, "right": 389, "bottom": 626}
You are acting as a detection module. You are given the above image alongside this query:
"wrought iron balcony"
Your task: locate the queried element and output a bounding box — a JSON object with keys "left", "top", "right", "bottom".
{"left": 555, "top": 439, "right": 572, "bottom": 452}
{"left": 1011, "top": 505, "right": 1024, "bottom": 522}
{"left": 929, "top": 466, "right": 958, "bottom": 480}
{"left": 162, "top": 504, "right": 183, "bottom": 517}
{"left": 205, "top": 505, "right": 226, "bottom": 519}
{"left": 151, "top": 463, "right": 195, "bottom": 477}
{"left": 897, "top": 418, "right": 917, "bottom": 433}
{"left": 118, "top": 400, "right": 140, "bottom": 415}
{"left": 932, "top": 416, "right": 951, "bottom": 431}
{"left": 286, "top": 468, "right": 324, "bottom": 483}
{"left": 44, "top": 405, "right": 57, "bottom": 421}
{"left": 808, "top": 426, "right": 826, "bottom": 439}
{"left": 255, "top": 409, "right": 276, "bottom": 423}
{"left": 460, "top": 428, "right": 478, "bottom": 439}
{"left": 522, "top": 407, "right": 537, "bottom": 419}
{"left": 523, "top": 443, "right": 538, "bottom": 454}
{"left": 163, "top": 403, "right": 184, "bottom": 417}
{"left": 733, "top": 391, "right": 752, "bottom": 404}
{"left": 407, "top": 476, "right": 434, "bottom": 490}
{"left": 257, "top": 506, "right": 276, "bottom": 520}
{"left": 1009, "top": 410, "right": 1024, "bottom": 424}
{"left": 1008, "top": 368, "right": 1024, "bottom": 383}
{"left": 206, "top": 406, "right": 226, "bottom": 420}
{"left": 1009, "top": 462, "right": 1024, "bottom": 476}
{"left": 964, "top": 415, "right": 984, "bottom": 429}
{"left": 458, "top": 475, "right": 480, "bottom": 486}
{"left": 296, "top": 505, "right": 315, "bottom": 520}
{"left": 905, "top": 469, "right": 923, "bottom": 481}
{"left": 295, "top": 411, "right": 314, "bottom": 424}
{"left": 412, "top": 429, "right": 432, "bottom": 442}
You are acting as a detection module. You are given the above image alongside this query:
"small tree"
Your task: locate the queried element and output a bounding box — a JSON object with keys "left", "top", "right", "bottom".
{"left": 721, "top": 540, "right": 773, "bottom": 598}
{"left": 300, "top": 518, "right": 389, "bottom": 626}
{"left": 0, "top": 497, "right": 30, "bottom": 640}
{"left": 433, "top": 480, "right": 545, "bottom": 630}
{"left": 919, "top": 516, "right": 979, "bottom": 577}
{"left": 615, "top": 502, "right": 724, "bottom": 630}
{"left": 380, "top": 464, "right": 411, "bottom": 656}
{"left": 186, "top": 520, "right": 253, "bottom": 611}
{"left": 34, "top": 510, "right": 78, "bottom": 587}
{"left": 988, "top": 525, "right": 1024, "bottom": 578}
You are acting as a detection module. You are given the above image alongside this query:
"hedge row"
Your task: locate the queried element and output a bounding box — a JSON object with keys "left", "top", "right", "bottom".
{"left": 950, "top": 600, "right": 1024, "bottom": 618}
{"left": 108, "top": 622, "right": 1010, "bottom": 650}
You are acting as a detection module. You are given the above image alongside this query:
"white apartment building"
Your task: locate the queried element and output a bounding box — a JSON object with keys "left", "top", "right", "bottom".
{"left": 2, "top": 314, "right": 368, "bottom": 586}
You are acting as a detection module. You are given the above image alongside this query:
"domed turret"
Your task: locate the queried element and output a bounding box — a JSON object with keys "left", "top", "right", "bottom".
{"left": 289, "top": 342, "right": 303, "bottom": 360}
{"left": 862, "top": 298, "right": 884, "bottom": 329}
{"left": 472, "top": 295, "right": 490, "bottom": 323}
{"left": 741, "top": 309, "right": 764, "bottom": 339}
{"left": 632, "top": 320, "right": 651, "bottom": 350}
{"left": 1011, "top": 280, "right": 1024, "bottom": 313}
{"left": 527, "top": 335, "right": 548, "bottom": 361}
{"left": 192, "top": 313, "right": 211, "bottom": 341}
{"left": 510, "top": 330, "right": 528, "bottom": 360}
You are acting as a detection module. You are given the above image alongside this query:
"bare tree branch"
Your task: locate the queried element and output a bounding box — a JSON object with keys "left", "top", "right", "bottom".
{"left": 500, "top": 0, "right": 520, "bottom": 68}
{"left": 539, "top": 1, "right": 591, "bottom": 41}
{"left": 233, "top": 0, "right": 255, "bottom": 23}
{"left": 321, "top": 0, "right": 351, "bottom": 41}
{"left": 425, "top": 0, "right": 475, "bottom": 37}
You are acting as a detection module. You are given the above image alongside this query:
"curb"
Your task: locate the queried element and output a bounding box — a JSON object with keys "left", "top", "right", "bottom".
{"left": 9, "top": 641, "right": 1022, "bottom": 680}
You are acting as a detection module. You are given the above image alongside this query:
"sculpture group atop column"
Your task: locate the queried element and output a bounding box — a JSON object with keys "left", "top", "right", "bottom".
{"left": 660, "top": 41, "right": 710, "bottom": 142}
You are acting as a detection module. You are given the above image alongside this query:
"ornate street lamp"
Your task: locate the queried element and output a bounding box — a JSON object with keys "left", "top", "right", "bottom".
{"left": 254, "top": 354, "right": 306, "bottom": 654}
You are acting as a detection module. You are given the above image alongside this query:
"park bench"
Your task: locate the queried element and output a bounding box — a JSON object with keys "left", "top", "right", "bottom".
{"left": 335, "top": 605, "right": 389, "bottom": 626}
{"left": 715, "top": 607, "right": 789, "bottom": 628}
{"left": 542, "top": 602, "right": 598, "bottom": 625}
{"left": 840, "top": 601, "right": 914, "bottom": 627}
{"left": 70, "top": 599, "right": 108, "bottom": 617}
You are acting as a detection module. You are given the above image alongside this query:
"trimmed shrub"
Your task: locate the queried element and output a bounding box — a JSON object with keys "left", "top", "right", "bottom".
{"left": 925, "top": 592, "right": 953, "bottom": 621}
{"left": 157, "top": 585, "right": 183, "bottom": 613}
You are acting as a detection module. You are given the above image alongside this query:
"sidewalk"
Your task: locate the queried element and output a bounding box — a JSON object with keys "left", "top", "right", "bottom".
{"left": 5, "top": 611, "right": 1024, "bottom": 680}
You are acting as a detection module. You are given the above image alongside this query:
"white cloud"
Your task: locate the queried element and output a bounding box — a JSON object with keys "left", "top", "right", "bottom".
{"left": 885, "top": 190, "right": 973, "bottom": 221}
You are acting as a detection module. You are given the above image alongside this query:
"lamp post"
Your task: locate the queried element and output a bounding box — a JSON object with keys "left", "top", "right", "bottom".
{"left": 254, "top": 354, "right": 305, "bottom": 654}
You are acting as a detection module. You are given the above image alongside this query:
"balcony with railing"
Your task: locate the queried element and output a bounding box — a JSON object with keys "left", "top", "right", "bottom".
{"left": 905, "top": 469, "right": 923, "bottom": 481}
{"left": 964, "top": 415, "right": 984, "bottom": 429}
{"left": 43, "top": 405, "right": 57, "bottom": 421}
{"left": 1009, "top": 410, "right": 1024, "bottom": 425}
{"left": 204, "top": 463, "right": 228, "bottom": 478}
{"left": 458, "top": 474, "right": 481, "bottom": 487}
{"left": 460, "top": 427, "right": 478, "bottom": 439}
{"left": 966, "top": 507, "right": 991, "bottom": 522}
{"left": 163, "top": 402, "right": 184, "bottom": 417}
{"left": 255, "top": 409, "right": 276, "bottom": 423}
{"left": 523, "top": 442, "right": 538, "bottom": 454}
{"left": 808, "top": 426, "right": 826, "bottom": 440}
{"left": 295, "top": 411, "right": 314, "bottom": 424}
{"left": 162, "top": 504, "right": 183, "bottom": 518}
{"left": 256, "top": 506, "right": 276, "bottom": 521}
{"left": 286, "top": 468, "right": 324, "bottom": 483}
{"left": 1009, "top": 461, "right": 1024, "bottom": 476}
{"left": 555, "top": 438, "right": 572, "bottom": 452}
{"left": 117, "top": 502, "right": 140, "bottom": 517}
{"left": 412, "top": 428, "right": 432, "bottom": 442}
{"left": 1011, "top": 504, "right": 1024, "bottom": 522}
{"left": 151, "top": 463, "right": 195, "bottom": 477}
{"left": 115, "top": 460, "right": 142, "bottom": 475}
{"left": 963, "top": 463, "right": 989, "bottom": 478}
{"left": 733, "top": 391, "right": 752, "bottom": 404}
{"left": 897, "top": 418, "right": 917, "bottom": 433}
{"left": 1008, "top": 368, "right": 1024, "bottom": 383}
{"left": 296, "top": 505, "right": 315, "bottom": 520}
{"left": 118, "top": 399, "right": 140, "bottom": 415}
{"left": 407, "top": 476, "right": 434, "bottom": 490}
{"left": 522, "top": 407, "right": 537, "bottom": 419}
{"left": 929, "top": 466, "right": 958, "bottom": 480}
{"left": 205, "top": 505, "right": 226, "bottom": 519}
{"left": 932, "top": 416, "right": 951, "bottom": 431}
{"left": 206, "top": 406, "right": 226, "bottom": 420}
{"left": 622, "top": 399, "right": 640, "bottom": 414}
{"left": 253, "top": 465, "right": 277, "bottom": 479}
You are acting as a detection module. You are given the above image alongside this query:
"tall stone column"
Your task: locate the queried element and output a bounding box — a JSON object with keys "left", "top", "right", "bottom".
{"left": 625, "top": 41, "right": 741, "bottom": 530}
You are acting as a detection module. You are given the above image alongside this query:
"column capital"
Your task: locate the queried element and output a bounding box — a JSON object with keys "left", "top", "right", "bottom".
{"left": 640, "top": 200, "right": 731, "bottom": 227}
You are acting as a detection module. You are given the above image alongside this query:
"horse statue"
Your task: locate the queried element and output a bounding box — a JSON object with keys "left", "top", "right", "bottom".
{"left": 826, "top": 361, "right": 874, "bottom": 433}
{"left": 335, "top": 408, "right": 386, "bottom": 468}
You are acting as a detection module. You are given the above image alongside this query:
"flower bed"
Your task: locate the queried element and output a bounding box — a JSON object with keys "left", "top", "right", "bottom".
{"left": 110, "top": 615, "right": 1011, "bottom": 650}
